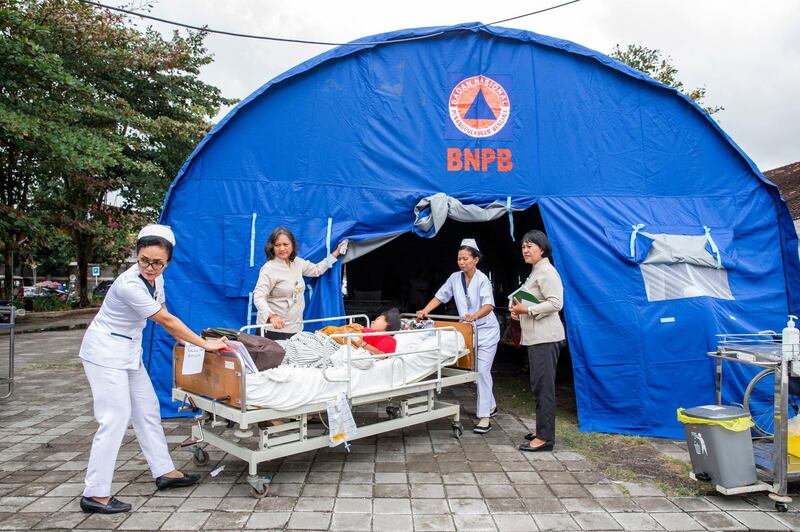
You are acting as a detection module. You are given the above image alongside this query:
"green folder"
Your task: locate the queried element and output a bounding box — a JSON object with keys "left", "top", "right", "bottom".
{"left": 510, "top": 288, "right": 540, "bottom": 304}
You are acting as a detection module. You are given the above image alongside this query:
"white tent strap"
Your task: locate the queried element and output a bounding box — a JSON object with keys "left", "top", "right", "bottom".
{"left": 506, "top": 196, "right": 515, "bottom": 241}
{"left": 325, "top": 217, "right": 334, "bottom": 268}
{"left": 249, "top": 212, "right": 257, "bottom": 267}
{"left": 629, "top": 223, "right": 646, "bottom": 258}
{"left": 703, "top": 226, "right": 722, "bottom": 269}
{"left": 413, "top": 192, "right": 524, "bottom": 237}
{"left": 247, "top": 291, "right": 254, "bottom": 326}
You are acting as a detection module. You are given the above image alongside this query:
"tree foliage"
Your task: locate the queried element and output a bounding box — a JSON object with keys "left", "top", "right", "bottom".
{"left": 610, "top": 44, "right": 723, "bottom": 116}
{"left": 0, "top": 0, "right": 235, "bottom": 303}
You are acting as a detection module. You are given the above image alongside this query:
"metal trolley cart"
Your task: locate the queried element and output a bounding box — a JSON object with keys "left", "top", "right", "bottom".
{"left": 707, "top": 333, "right": 800, "bottom": 511}
{"left": 0, "top": 306, "right": 16, "bottom": 401}
{"left": 172, "top": 314, "right": 477, "bottom": 497}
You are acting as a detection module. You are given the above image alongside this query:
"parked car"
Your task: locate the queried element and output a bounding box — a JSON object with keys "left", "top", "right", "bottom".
{"left": 93, "top": 280, "right": 114, "bottom": 297}
{"left": 23, "top": 286, "right": 38, "bottom": 298}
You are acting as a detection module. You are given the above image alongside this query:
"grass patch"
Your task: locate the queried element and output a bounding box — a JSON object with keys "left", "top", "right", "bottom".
{"left": 493, "top": 361, "right": 716, "bottom": 496}
{"left": 19, "top": 361, "right": 83, "bottom": 372}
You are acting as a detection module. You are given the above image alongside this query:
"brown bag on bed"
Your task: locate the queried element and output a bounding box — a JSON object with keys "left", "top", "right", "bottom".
{"left": 203, "top": 329, "right": 286, "bottom": 371}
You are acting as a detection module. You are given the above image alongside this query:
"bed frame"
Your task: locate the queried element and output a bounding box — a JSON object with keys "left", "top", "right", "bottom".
{"left": 171, "top": 314, "right": 477, "bottom": 496}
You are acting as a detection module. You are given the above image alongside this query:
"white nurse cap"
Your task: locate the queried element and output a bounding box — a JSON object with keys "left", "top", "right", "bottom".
{"left": 138, "top": 224, "right": 176, "bottom": 246}
{"left": 460, "top": 238, "right": 479, "bottom": 251}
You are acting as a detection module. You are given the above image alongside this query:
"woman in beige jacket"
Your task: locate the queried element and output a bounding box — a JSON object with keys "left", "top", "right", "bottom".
{"left": 510, "top": 229, "right": 565, "bottom": 452}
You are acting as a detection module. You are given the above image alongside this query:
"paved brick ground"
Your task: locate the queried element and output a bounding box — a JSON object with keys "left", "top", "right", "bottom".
{"left": 0, "top": 330, "right": 798, "bottom": 530}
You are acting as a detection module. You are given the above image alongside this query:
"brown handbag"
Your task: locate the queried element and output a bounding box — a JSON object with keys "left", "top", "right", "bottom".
{"left": 202, "top": 329, "right": 286, "bottom": 372}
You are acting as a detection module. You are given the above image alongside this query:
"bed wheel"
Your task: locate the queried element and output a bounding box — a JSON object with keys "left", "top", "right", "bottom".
{"left": 248, "top": 475, "right": 271, "bottom": 498}
{"left": 775, "top": 501, "right": 789, "bottom": 512}
{"left": 451, "top": 423, "right": 463, "bottom": 439}
{"left": 386, "top": 406, "right": 401, "bottom": 419}
{"left": 192, "top": 447, "right": 209, "bottom": 465}
{"left": 226, "top": 419, "right": 235, "bottom": 429}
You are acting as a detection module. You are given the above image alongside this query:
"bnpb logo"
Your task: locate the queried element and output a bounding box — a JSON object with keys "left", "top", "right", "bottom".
{"left": 448, "top": 75, "right": 510, "bottom": 138}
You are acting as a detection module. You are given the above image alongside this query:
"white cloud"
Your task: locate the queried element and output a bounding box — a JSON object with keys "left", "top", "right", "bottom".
{"left": 116, "top": 0, "right": 799, "bottom": 170}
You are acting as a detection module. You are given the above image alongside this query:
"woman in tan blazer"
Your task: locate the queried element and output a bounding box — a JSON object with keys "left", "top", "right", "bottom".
{"left": 510, "top": 229, "right": 566, "bottom": 452}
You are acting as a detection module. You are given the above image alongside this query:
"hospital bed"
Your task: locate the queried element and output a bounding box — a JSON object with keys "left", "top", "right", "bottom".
{"left": 171, "top": 314, "right": 477, "bottom": 497}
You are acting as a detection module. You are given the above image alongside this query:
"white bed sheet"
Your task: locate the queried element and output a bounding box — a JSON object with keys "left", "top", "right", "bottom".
{"left": 245, "top": 330, "right": 465, "bottom": 410}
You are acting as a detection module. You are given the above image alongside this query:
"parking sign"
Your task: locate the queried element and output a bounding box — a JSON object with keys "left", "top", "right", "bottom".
{"left": 91, "top": 266, "right": 100, "bottom": 276}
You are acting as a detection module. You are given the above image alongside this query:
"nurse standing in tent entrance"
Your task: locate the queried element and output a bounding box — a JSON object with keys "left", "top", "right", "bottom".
{"left": 254, "top": 226, "right": 347, "bottom": 340}
{"left": 78, "top": 225, "right": 227, "bottom": 514}
{"left": 416, "top": 238, "right": 501, "bottom": 434}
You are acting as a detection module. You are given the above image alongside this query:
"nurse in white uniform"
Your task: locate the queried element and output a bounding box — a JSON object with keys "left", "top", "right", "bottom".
{"left": 416, "top": 239, "right": 501, "bottom": 434}
{"left": 78, "top": 225, "right": 227, "bottom": 514}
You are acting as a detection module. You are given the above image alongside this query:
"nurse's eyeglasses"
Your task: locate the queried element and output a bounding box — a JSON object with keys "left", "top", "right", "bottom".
{"left": 137, "top": 257, "right": 166, "bottom": 271}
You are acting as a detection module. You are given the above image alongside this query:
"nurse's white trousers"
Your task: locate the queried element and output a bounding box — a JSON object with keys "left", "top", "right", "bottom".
{"left": 82, "top": 360, "right": 175, "bottom": 497}
{"left": 476, "top": 341, "right": 499, "bottom": 419}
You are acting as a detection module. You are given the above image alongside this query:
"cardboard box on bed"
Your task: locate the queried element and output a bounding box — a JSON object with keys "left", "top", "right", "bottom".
{"left": 173, "top": 345, "right": 243, "bottom": 408}
{"left": 432, "top": 319, "right": 474, "bottom": 371}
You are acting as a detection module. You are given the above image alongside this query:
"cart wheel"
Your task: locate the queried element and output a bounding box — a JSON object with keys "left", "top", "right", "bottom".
{"left": 775, "top": 501, "right": 788, "bottom": 513}
{"left": 386, "top": 406, "right": 400, "bottom": 419}
{"left": 451, "top": 423, "right": 463, "bottom": 439}
{"left": 226, "top": 419, "right": 235, "bottom": 429}
{"left": 251, "top": 484, "right": 269, "bottom": 498}
{"left": 192, "top": 447, "right": 209, "bottom": 465}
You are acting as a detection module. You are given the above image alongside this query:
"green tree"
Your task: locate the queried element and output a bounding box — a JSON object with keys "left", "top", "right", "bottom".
{"left": 0, "top": 0, "right": 234, "bottom": 304}
{"left": 610, "top": 44, "right": 723, "bottom": 115}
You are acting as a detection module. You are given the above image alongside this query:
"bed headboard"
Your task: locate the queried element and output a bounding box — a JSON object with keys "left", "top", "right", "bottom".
{"left": 432, "top": 319, "right": 475, "bottom": 371}
{"left": 173, "top": 345, "right": 243, "bottom": 408}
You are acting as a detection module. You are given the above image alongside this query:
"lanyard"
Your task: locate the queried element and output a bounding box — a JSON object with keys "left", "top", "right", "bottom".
{"left": 460, "top": 272, "right": 472, "bottom": 309}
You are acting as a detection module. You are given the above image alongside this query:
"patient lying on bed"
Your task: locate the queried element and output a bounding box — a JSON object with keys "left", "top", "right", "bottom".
{"left": 318, "top": 308, "right": 402, "bottom": 355}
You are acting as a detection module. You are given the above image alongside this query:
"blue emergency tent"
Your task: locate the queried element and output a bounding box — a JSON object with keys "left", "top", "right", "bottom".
{"left": 150, "top": 23, "right": 800, "bottom": 438}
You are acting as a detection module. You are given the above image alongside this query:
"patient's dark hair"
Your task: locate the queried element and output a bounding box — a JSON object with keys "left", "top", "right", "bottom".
{"left": 380, "top": 307, "right": 402, "bottom": 332}
{"left": 522, "top": 229, "right": 551, "bottom": 258}
{"left": 136, "top": 236, "right": 173, "bottom": 261}
{"left": 265, "top": 226, "right": 298, "bottom": 261}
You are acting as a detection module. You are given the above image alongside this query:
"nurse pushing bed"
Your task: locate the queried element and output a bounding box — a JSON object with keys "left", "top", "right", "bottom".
{"left": 416, "top": 238, "right": 501, "bottom": 434}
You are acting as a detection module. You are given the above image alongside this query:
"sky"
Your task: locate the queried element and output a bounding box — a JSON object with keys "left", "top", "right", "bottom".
{"left": 114, "top": 0, "right": 799, "bottom": 172}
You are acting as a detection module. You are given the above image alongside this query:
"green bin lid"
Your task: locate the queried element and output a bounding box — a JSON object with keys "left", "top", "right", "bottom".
{"left": 682, "top": 404, "right": 749, "bottom": 421}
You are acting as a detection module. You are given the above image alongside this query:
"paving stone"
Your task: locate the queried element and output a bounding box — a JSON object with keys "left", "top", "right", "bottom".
{"left": 443, "top": 472, "right": 476, "bottom": 485}
{"left": 453, "top": 513, "right": 498, "bottom": 530}
{"left": 337, "top": 483, "right": 373, "bottom": 498}
{"left": 773, "top": 511, "right": 800, "bottom": 530}
{"left": 178, "top": 496, "right": 221, "bottom": 511}
{"left": 286, "top": 510, "right": 331, "bottom": 530}
{"left": 412, "top": 498, "right": 451, "bottom": 514}
{"left": 117, "top": 511, "right": 170, "bottom": 530}
{"left": 329, "top": 512, "right": 372, "bottom": 531}
{"left": 635, "top": 496, "right": 679, "bottom": 513}
{"left": 216, "top": 496, "right": 258, "bottom": 512}
{"left": 650, "top": 512, "right": 704, "bottom": 531}
{"left": 703, "top": 495, "right": 758, "bottom": 511}
{"left": 532, "top": 513, "right": 580, "bottom": 531}
{"left": 610, "top": 512, "right": 663, "bottom": 530}
{"left": 374, "top": 497, "right": 411, "bottom": 514}
{"left": 571, "top": 511, "right": 623, "bottom": 530}
{"left": 669, "top": 496, "right": 719, "bottom": 512}
{"left": 373, "top": 512, "right": 413, "bottom": 531}
{"left": 245, "top": 511, "right": 290, "bottom": 529}
{"left": 201, "top": 511, "right": 250, "bottom": 530}
{"left": 32, "top": 511, "right": 87, "bottom": 530}
{"left": 373, "top": 483, "right": 409, "bottom": 498}
{"left": 689, "top": 511, "right": 747, "bottom": 530}
{"left": 485, "top": 498, "right": 526, "bottom": 514}
{"left": 492, "top": 513, "right": 538, "bottom": 531}
{"left": 339, "top": 472, "right": 373, "bottom": 484}
{"left": 523, "top": 497, "right": 564, "bottom": 513}
{"left": 140, "top": 496, "right": 184, "bottom": 511}
{"left": 480, "top": 484, "right": 518, "bottom": 499}
{"left": 17, "top": 496, "right": 71, "bottom": 512}
{"left": 539, "top": 471, "right": 578, "bottom": 484}
{"left": 506, "top": 471, "right": 543, "bottom": 484}
{"left": 445, "top": 485, "right": 482, "bottom": 498}
{"left": 548, "top": 483, "right": 590, "bottom": 498}
{"left": 75, "top": 512, "right": 130, "bottom": 529}
{"left": 334, "top": 497, "right": 372, "bottom": 513}
{"left": 268, "top": 482, "right": 303, "bottom": 496}
{"left": 413, "top": 513, "right": 456, "bottom": 531}
{"left": 448, "top": 498, "right": 489, "bottom": 514}
{"left": 293, "top": 496, "right": 335, "bottom": 512}
{"left": 561, "top": 497, "right": 605, "bottom": 513}
{"left": 191, "top": 482, "right": 233, "bottom": 497}
{"left": 619, "top": 482, "right": 665, "bottom": 497}
{"left": 596, "top": 497, "right": 641, "bottom": 513}
{"left": 727, "top": 510, "right": 789, "bottom": 530}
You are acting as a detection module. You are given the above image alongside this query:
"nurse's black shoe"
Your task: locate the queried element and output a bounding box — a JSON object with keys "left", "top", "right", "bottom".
{"left": 80, "top": 496, "right": 132, "bottom": 514}
{"left": 489, "top": 407, "right": 498, "bottom": 418}
{"left": 156, "top": 471, "right": 200, "bottom": 491}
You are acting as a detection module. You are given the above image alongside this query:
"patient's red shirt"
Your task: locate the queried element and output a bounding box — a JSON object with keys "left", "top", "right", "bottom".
{"left": 362, "top": 328, "right": 397, "bottom": 354}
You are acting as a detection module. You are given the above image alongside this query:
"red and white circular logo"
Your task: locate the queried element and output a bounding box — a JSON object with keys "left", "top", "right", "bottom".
{"left": 448, "top": 75, "right": 510, "bottom": 138}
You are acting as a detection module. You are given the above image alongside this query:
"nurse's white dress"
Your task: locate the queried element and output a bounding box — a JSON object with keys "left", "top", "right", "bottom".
{"left": 435, "top": 270, "right": 501, "bottom": 418}
{"left": 79, "top": 264, "right": 175, "bottom": 497}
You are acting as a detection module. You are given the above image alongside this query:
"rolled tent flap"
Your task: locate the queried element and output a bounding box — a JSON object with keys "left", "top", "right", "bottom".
{"left": 412, "top": 192, "right": 524, "bottom": 238}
